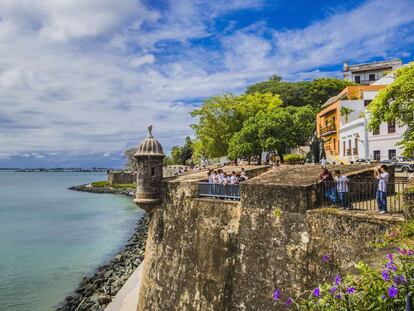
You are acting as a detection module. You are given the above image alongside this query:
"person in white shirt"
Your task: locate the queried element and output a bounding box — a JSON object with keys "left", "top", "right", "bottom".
{"left": 375, "top": 165, "right": 389, "bottom": 214}
{"left": 334, "top": 170, "right": 350, "bottom": 209}
{"left": 320, "top": 157, "right": 328, "bottom": 165}
{"left": 230, "top": 171, "right": 238, "bottom": 184}
{"left": 217, "top": 169, "right": 224, "bottom": 184}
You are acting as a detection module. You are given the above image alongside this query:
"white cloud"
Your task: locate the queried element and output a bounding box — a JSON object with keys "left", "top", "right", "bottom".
{"left": 129, "top": 54, "right": 155, "bottom": 68}
{"left": 0, "top": 0, "right": 413, "bottom": 166}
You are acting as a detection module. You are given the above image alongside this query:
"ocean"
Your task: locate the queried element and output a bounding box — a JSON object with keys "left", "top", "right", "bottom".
{"left": 0, "top": 171, "right": 142, "bottom": 311}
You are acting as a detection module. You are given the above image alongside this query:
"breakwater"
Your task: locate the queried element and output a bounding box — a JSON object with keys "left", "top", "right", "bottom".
{"left": 69, "top": 184, "right": 135, "bottom": 198}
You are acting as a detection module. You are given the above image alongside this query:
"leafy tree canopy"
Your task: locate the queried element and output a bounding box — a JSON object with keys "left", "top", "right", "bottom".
{"left": 246, "top": 77, "right": 355, "bottom": 109}
{"left": 368, "top": 63, "right": 414, "bottom": 156}
{"left": 190, "top": 93, "right": 283, "bottom": 159}
{"left": 228, "top": 117, "right": 262, "bottom": 163}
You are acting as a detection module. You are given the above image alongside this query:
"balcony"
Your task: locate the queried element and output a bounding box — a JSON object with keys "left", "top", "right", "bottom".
{"left": 320, "top": 124, "right": 336, "bottom": 137}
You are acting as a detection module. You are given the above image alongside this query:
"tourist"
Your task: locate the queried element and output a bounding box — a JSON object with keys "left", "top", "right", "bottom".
{"left": 375, "top": 165, "right": 389, "bottom": 214}
{"left": 320, "top": 157, "right": 328, "bottom": 165}
{"left": 217, "top": 169, "right": 224, "bottom": 184}
{"left": 230, "top": 171, "right": 238, "bottom": 184}
{"left": 222, "top": 172, "right": 230, "bottom": 185}
{"left": 318, "top": 167, "right": 336, "bottom": 204}
{"left": 334, "top": 170, "right": 350, "bottom": 209}
{"left": 239, "top": 168, "right": 248, "bottom": 182}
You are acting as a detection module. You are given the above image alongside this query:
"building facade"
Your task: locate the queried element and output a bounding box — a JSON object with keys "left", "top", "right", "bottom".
{"left": 343, "top": 58, "right": 402, "bottom": 85}
{"left": 324, "top": 74, "right": 407, "bottom": 163}
{"left": 316, "top": 85, "right": 385, "bottom": 162}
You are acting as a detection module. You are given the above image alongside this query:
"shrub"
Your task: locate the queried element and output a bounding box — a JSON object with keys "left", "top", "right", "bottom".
{"left": 91, "top": 181, "right": 109, "bottom": 187}
{"left": 273, "top": 248, "right": 414, "bottom": 310}
{"left": 284, "top": 154, "right": 305, "bottom": 165}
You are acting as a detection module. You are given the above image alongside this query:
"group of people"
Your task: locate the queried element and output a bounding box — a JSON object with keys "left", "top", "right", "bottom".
{"left": 318, "top": 164, "right": 390, "bottom": 214}
{"left": 207, "top": 168, "right": 248, "bottom": 185}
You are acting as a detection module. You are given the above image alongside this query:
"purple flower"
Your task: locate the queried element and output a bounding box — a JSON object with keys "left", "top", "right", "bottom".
{"left": 386, "top": 262, "right": 397, "bottom": 271}
{"left": 334, "top": 274, "right": 342, "bottom": 285}
{"left": 322, "top": 255, "right": 330, "bottom": 263}
{"left": 329, "top": 286, "right": 337, "bottom": 294}
{"left": 381, "top": 270, "right": 391, "bottom": 281}
{"left": 335, "top": 294, "right": 342, "bottom": 300}
{"left": 381, "top": 294, "right": 386, "bottom": 301}
{"left": 387, "top": 285, "right": 398, "bottom": 298}
{"left": 313, "top": 287, "right": 321, "bottom": 298}
{"left": 387, "top": 253, "right": 393, "bottom": 261}
{"left": 346, "top": 287, "right": 356, "bottom": 294}
{"left": 394, "top": 275, "right": 406, "bottom": 285}
{"left": 273, "top": 288, "right": 281, "bottom": 302}
{"left": 286, "top": 297, "right": 293, "bottom": 305}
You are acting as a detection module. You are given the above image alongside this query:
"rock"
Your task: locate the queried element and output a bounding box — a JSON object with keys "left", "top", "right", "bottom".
{"left": 97, "top": 294, "right": 111, "bottom": 305}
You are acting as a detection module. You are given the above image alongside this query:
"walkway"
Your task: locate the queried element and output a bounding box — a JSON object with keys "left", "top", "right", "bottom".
{"left": 104, "top": 263, "right": 143, "bottom": 311}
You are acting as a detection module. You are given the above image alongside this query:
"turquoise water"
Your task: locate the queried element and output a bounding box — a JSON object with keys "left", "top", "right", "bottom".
{"left": 0, "top": 172, "right": 142, "bottom": 311}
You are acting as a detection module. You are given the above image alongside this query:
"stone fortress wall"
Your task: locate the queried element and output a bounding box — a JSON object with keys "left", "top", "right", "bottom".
{"left": 135, "top": 164, "right": 408, "bottom": 311}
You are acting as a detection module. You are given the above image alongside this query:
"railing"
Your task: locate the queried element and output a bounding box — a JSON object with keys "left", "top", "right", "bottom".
{"left": 320, "top": 124, "right": 336, "bottom": 136}
{"left": 316, "top": 180, "right": 408, "bottom": 212}
{"left": 198, "top": 182, "right": 240, "bottom": 200}
{"left": 353, "top": 148, "right": 358, "bottom": 156}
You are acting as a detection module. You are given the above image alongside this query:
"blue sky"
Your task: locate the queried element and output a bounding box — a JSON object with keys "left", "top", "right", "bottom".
{"left": 0, "top": 0, "right": 414, "bottom": 168}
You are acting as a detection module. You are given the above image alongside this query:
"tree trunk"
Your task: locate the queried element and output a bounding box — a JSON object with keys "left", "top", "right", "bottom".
{"left": 277, "top": 149, "right": 285, "bottom": 163}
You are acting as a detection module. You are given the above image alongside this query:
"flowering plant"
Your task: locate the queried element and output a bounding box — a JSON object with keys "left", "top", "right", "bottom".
{"left": 273, "top": 248, "right": 414, "bottom": 310}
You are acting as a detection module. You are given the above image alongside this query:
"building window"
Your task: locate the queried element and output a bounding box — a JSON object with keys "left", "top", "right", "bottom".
{"left": 373, "top": 150, "right": 381, "bottom": 162}
{"left": 348, "top": 139, "right": 352, "bottom": 156}
{"left": 354, "top": 76, "right": 361, "bottom": 83}
{"left": 369, "top": 74, "right": 376, "bottom": 81}
{"left": 354, "top": 137, "right": 358, "bottom": 155}
{"left": 388, "top": 121, "right": 396, "bottom": 134}
{"left": 388, "top": 149, "right": 396, "bottom": 160}
{"left": 333, "top": 138, "right": 336, "bottom": 150}
{"left": 151, "top": 167, "right": 155, "bottom": 177}
{"left": 373, "top": 126, "right": 380, "bottom": 135}
{"left": 364, "top": 100, "right": 372, "bottom": 107}
{"left": 343, "top": 141, "right": 346, "bottom": 157}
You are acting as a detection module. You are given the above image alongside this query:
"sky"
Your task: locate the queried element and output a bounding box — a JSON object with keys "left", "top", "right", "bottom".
{"left": 1, "top": 0, "right": 414, "bottom": 168}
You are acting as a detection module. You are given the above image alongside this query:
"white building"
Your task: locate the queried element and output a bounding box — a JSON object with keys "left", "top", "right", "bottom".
{"left": 338, "top": 74, "right": 407, "bottom": 162}
{"left": 343, "top": 59, "right": 402, "bottom": 85}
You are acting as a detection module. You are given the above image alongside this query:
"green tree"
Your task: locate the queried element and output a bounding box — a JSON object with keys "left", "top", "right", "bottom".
{"left": 340, "top": 107, "right": 355, "bottom": 123}
{"left": 246, "top": 80, "right": 311, "bottom": 107}
{"left": 306, "top": 78, "right": 355, "bottom": 109}
{"left": 368, "top": 63, "right": 414, "bottom": 156}
{"left": 190, "top": 94, "right": 243, "bottom": 159}
{"left": 123, "top": 147, "right": 138, "bottom": 171}
{"left": 179, "top": 136, "right": 194, "bottom": 165}
{"left": 170, "top": 146, "right": 182, "bottom": 165}
{"left": 256, "top": 106, "right": 315, "bottom": 162}
{"left": 191, "top": 139, "right": 208, "bottom": 165}
{"left": 190, "top": 93, "right": 282, "bottom": 159}
{"left": 246, "top": 77, "right": 354, "bottom": 109}
{"left": 228, "top": 117, "right": 262, "bottom": 164}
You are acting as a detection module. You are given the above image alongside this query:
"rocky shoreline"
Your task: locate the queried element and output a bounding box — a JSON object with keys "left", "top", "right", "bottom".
{"left": 57, "top": 186, "right": 148, "bottom": 311}
{"left": 69, "top": 184, "right": 135, "bottom": 198}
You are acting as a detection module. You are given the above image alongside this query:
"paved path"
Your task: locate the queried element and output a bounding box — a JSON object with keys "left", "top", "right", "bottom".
{"left": 104, "top": 263, "right": 143, "bottom": 311}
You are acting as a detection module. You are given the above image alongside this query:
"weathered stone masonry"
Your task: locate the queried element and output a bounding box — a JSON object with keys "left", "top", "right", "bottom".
{"left": 136, "top": 165, "right": 405, "bottom": 311}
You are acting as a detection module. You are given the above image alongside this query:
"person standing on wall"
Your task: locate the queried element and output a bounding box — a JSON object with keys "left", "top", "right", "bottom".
{"left": 334, "top": 170, "right": 351, "bottom": 209}
{"left": 375, "top": 165, "right": 389, "bottom": 214}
